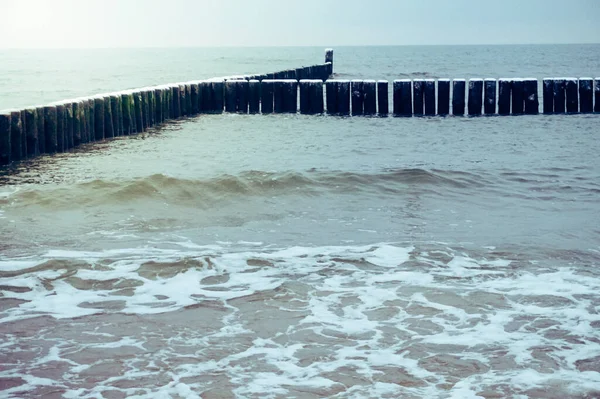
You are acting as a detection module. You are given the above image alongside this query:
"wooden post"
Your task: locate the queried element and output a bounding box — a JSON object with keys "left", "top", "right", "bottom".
{"left": 553, "top": 79, "right": 566, "bottom": 113}
{"left": 413, "top": 79, "right": 424, "bottom": 116}
{"left": 147, "top": 90, "right": 155, "bottom": 127}
{"left": 24, "top": 108, "right": 38, "bottom": 157}
{"left": 56, "top": 104, "right": 66, "bottom": 151}
{"left": 437, "top": 79, "right": 450, "bottom": 116}
{"left": 325, "top": 49, "right": 334, "bottom": 75}
{"left": 542, "top": 79, "right": 554, "bottom": 114}
{"left": 326, "top": 80, "right": 338, "bottom": 114}
{"left": 0, "top": 111, "right": 10, "bottom": 165}
{"left": 484, "top": 79, "right": 496, "bottom": 115}
{"left": 171, "top": 86, "right": 181, "bottom": 118}
{"left": 133, "top": 92, "right": 143, "bottom": 132}
{"left": 163, "top": 87, "right": 172, "bottom": 119}
{"left": 36, "top": 106, "right": 46, "bottom": 153}
{"left": 155, "top": 88, "right": 164, "bottom": 122}
{"left": 72, "top": 101, "right": 82, "bottom": 145}
{"left": 424, "top": 79, "right": 435, "bottom": 116}
{"left": 121, "top": 93, "right": 133, "bottom": 135}
{"left": 299, "top": 80, "right": 310, "bottom": 114}
{"left": 178, "top": 85, "right": 187, "bottom": 116}
{"left": 93, "top": 98, "right": 104, "bottom": 140}
{"left": 44, "top": 106, "right": 58, "bottom": 152}
{"left": 377, "top": 80, "right": 389, "bottom": 116}
{"left": 273, "top": 80, "right": 285, "bottom": 113}
{"left": 237, "top": 80, "right": 249, "bottom": 113}
{"left": 393, "top": 79, "right": 412, "bottom": 117}
{"left": 110, "top": 95, "right": 121, "bottom": 136}
{"left": 212, "top": 81, "right": 224, "bottom": 113}
{"left": 351, "top": 80, "right": 364, "bottom": 116}
{"left": 284, "top": 80, "right": 298, "bottom": 113}
{"left": 65, "top": 103, "right": 74, "bottom": 149}
{"left": 309, "top": 80, "right": 324, "bottom": 114}
{"left": 579, "top": 78, "right": 593, "bottom": 113}
{"left": 87, "top": 99, "right": 95, "bottom": 141}
{"left": 363, "top": 80, "right": 376, "bottom": 115}
{"left": 20, "top": 110, "right": 27, "bottom": 157}
{"left": 337, "top": 80, "right": 350, "bottom": 115}
{"left": 595, "top": 78, "right": 600, "bottom": 113}
{"left": 103, "top": 96, "right": 114, "bottom": 139}
{"left": 185, "top": 84, "right": 192, "bottom": 116}
{"left": 190, "top": 84, "right": 199, "bottom": 115}
{"left": 225, "top": 80, "right": 237, "bottom": 113}
{"left": 261, "top": 80, "right": 274, "bottom": 114}
{"left": 565, "top": 78, "right": 578, "bottom": 113}
{"left": 498, "top": 79, "right": 511, "bottom": 115}
{"left": 452, "top": 79, "right": 465, "bottom": 116}
{"left": 468, "top": 79, "right": 483, "bottom": 116}
{"left": 511, "top": 79, "right": 525, "bottom": 115}
{"left": 523, "top": 79, "right": 539, "bottom": 115}
{"left": 249, "top": 80, "right": 260, "bottom": 114}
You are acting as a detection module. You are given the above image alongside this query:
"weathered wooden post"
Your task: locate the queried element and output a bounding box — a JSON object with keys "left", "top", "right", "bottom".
{"left": 543, "top": 79, "right": 554, "bottom": 114}
{"left": 212, "top": 80, "right": 225, "bottom": 113}
{"left": 131, "top": 92, "right": 141, "bottom": 132}
{"left": 236, "top": 80, "right": 249, "bottom": 113}
{"left": 565, "top": 78, "right": 578, "bottom": 113}
{"left": 363, "top": 80, "right": 377, "bottom": 115}
{"left": 553, "top": 79, "right": 566, "bottom": 113}
{"left": 163, "top": 87, "right": 172, "bottom": 119}
{"left": 498, "top": 79, "right": 511, "bottom": 115}
{"left": 351, "top": 80, "right": 364, "bottom": 116}
{"left": 20, "top": 110, "right": 27, "bottom": 156}
{"left": 24, "top": 108, "right": 38, "bottom": 157}
{"left": 579, "top": 78, "right": 593, "bottom": 113}
{"left": 155, "top": 88, "right": 164, "bottom": 122}
{"left": 56, "top": 104, "right": 66, "bottom": 151}
{"left": 65, "top": 103, "right": 74, "bottom": 149}
{"left": 424, "top": 80, "right": 435, "bottom": 116}
{"left": 44, "top": 106, "right": 58, "bottom": 152}
{"left": 595, "top": 78, "right": 600, "bottom": 113}
{"left": 413, "top": 79, "right": 424, "bottom": 116}
{"left": 326, "top": 80, "right": 338, "bottom": 114}
{"left": 393, "top": 80, "right": 411, "bottom": 116}
{"left": 171, "top": 86, "right": 181, "bottom": 118}
{"left": 261, "top": 80, "right": 274, "bottom": 114}
{"left": 35, "top": 106, "right": 46, "bottom": 153}
{"left": 93, "top": 98, "right": 104, "bottom": 140}
{"left": 284, "top": 80, "right": 298, "bottom": 113}
{"left": 87, "top": 99, "right": 95, "bottom": 141}
{"left": 121, "top": 93, "right": 133, "bottom": 135}
{"left": 337, "top": 80, "right": 350, "bottom": 115}
{"left": 299, "top": 80, "right": 310, "bottom": 114}
{"left": 249, "top": 80, "right": 260, "bottom": 114}
{"left": 484, "top": 79, "right": 496, "bottom": 115}
{"left": 273, "top": 80, "right": 285, "bottom": 113}
{"left": 103, "top": 96, "right": 114, "bottom": 139}
{"left": 309, "top": 80, "right": 324, "bottom": 114}
{"left": 185, "top": 84, "right": 192, "bottom": 116}
{"left": 110, "top": 95, "right": 121, "bottom": 136}
{"left": 377, "top": 81, "right": 389, "bottom": 116}
{"left": 325, "top": 49, "right": 334, "bottom": 75}
{"left": 178, "top": 85, "right": 187, "bottom": 117}
{"left": 468, "top": 79, "right": 483, "bottom": 116}
{"left": 225, "top": 80, "right": 237, "bottom": 113}
{"left": 72, "top": 101, "right": 82, "bottom": 145}
{"left": 452, "top": 79, "right": 465, "bottom": 116}
{"left": 190, "top": 84, "right": 199, "bottom": 115}
{"left": 0, "top": 111, "right": 10, "bottom": 165}
{"left": 511, "top": 79, "right": 525, "bottom": 115}
{"left": 437, "top": 79, "right": 450, "bottom": 116}
{"left": 147, "top": 90, "right": 155, "bottom": 127}
{"left": 523, "top": 79, "right": 539, "bottom": 115}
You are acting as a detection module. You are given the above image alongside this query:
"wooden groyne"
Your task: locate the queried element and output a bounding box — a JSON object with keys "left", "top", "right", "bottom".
{"left": 0, "top": 51, "right": 334, "bottom": 166}
{"left": 1, "top": 47, "right": 599, "bottom": 168}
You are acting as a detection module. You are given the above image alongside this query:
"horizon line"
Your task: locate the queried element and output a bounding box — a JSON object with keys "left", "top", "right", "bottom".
{"left": 1, "top": 42, "right": 599, "bottom": 50}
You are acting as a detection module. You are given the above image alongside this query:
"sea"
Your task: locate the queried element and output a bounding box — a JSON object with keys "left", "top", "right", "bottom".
{"left": 0, "top": 45, "right": 599, "bottom": 399}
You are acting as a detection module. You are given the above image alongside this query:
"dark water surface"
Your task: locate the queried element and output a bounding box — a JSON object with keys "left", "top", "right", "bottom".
{"left": 0, "top": 46, "right": 599, "bottom": 399}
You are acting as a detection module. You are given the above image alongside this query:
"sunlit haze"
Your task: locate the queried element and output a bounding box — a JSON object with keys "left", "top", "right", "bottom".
{"left": 0, "top": 0, "right": 599, "bottom": 48}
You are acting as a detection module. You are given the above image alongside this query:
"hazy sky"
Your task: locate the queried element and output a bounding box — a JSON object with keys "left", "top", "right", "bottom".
{"left": 0, "top": 0, "right": 598, "bottom": 48}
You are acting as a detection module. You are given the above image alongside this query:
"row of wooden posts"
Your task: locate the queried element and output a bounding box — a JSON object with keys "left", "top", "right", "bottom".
{"left": 0, "top": 52, "right": 334, "bottom": 166}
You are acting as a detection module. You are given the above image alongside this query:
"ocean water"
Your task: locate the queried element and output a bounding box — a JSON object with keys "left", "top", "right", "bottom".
{"left": 1, "top": 45, "right": 600, "bottom": 399}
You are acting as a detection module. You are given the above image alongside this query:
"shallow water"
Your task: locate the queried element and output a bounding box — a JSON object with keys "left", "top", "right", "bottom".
{"left": 1, "top": 46, "right": 600, "bottom": 398}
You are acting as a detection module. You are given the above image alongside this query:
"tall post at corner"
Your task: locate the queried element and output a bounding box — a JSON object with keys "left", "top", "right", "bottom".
{"left": 325, "top": 48, "right": 334, "bottom": 77}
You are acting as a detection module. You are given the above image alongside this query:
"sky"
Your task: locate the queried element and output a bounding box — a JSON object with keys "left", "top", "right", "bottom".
{"left": 0, "top": 0, "right": 598, "bottom": 48}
